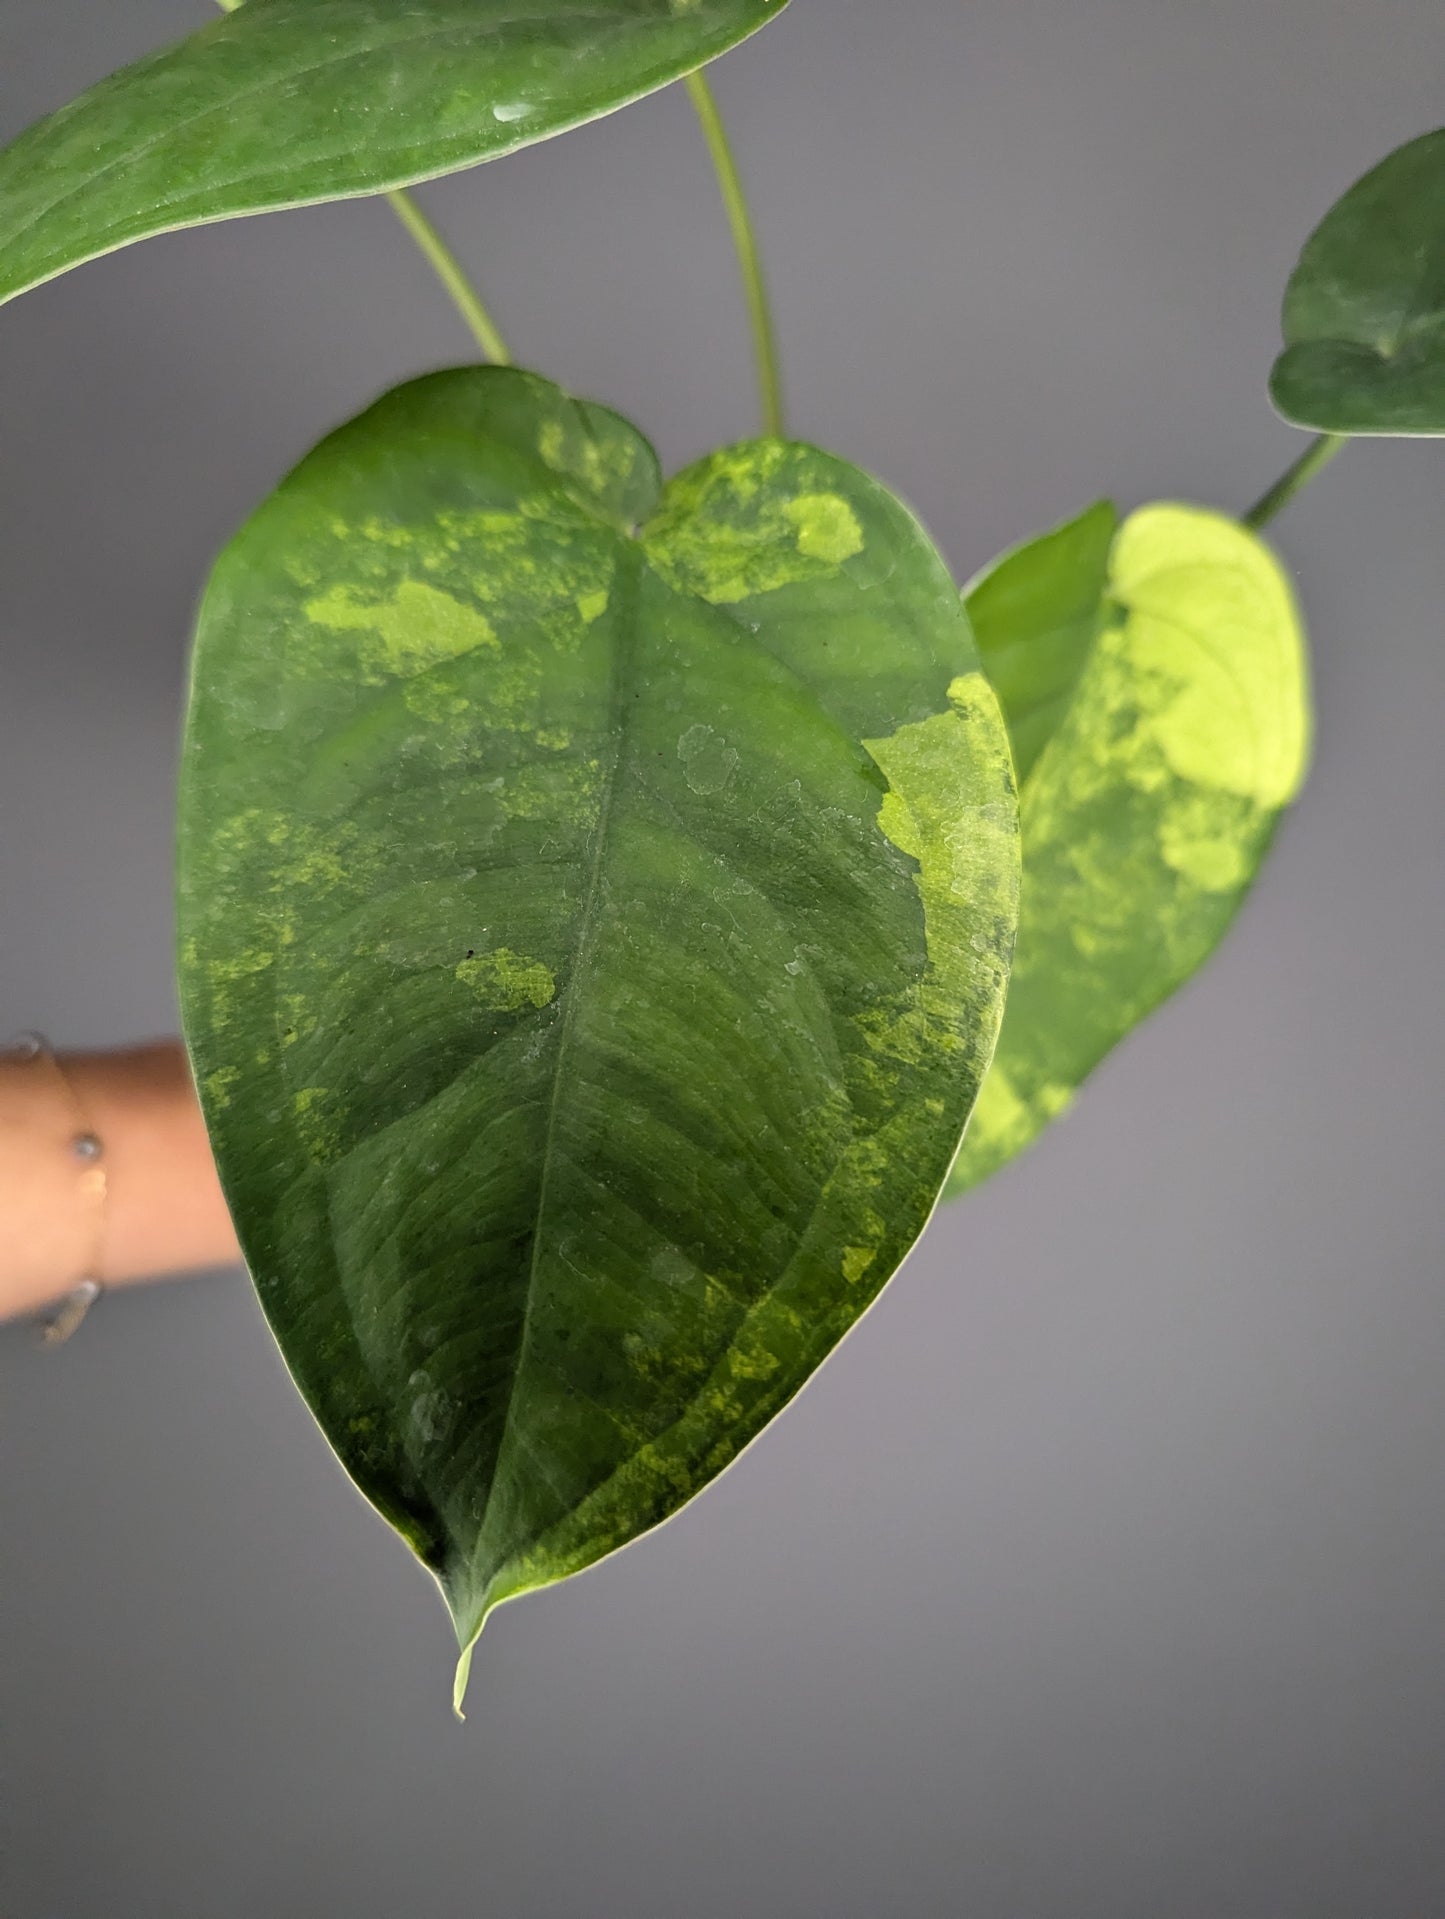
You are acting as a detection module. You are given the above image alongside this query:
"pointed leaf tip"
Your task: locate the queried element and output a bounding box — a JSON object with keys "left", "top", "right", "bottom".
{"left": 453, "top": 1640, "right": 475, "bottom": 1721}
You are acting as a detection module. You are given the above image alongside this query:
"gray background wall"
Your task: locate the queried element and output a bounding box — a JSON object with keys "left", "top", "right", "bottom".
{"left": 2, "top": 2, "right": 1443, "bottom": 1913}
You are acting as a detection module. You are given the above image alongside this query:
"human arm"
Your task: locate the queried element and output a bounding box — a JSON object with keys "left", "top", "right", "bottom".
{"left": 0, "top": 1039, "right": 239, "bottom": 1326}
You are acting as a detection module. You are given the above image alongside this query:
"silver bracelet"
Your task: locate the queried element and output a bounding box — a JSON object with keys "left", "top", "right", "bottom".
{"left": 4, "top": 1032, "right": 107, "bottom": 1344}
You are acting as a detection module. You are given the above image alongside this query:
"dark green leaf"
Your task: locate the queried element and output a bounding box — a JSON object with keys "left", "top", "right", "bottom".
{"left": 948, "top": 502, "right": 1309, "bottom": 1196}
{"left": 966, "top": 498, "right": 1116, "bottom": 784}
{"left": 177, "top": 367, "right": 1019, "bottom": 1704}
{"left": 0, "top": 0, "right": 787, "bottom": 310}
{"left": 1270, "top": 126, "right": 1445, "bottom": 435}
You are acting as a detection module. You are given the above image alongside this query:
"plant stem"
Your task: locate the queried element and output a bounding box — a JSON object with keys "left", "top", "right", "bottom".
{"left": 1243, "top": 433, "right": 1348, "bottom": 531}
{"left": 685, "top": 69, "right": 785, "bottom": 438}
{"left": 384, "top": 190, "right": 512, "bottom": 364}
{"left": 211, "top": 0, "right": 509, "bottom": 362}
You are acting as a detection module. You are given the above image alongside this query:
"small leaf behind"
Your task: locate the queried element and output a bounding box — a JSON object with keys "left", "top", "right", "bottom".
{"left": 966, "top": 499, "right": 1116, "bottom": 784}
{"left": 948, "top": 502, "right": 1310, "bottom": 1195}
{"left": 177, "top": 369, "right": 1019, "bottom": 1692}
{"left": 0, "top": 0, "right": 787, "bottom": 309}
{"left": 1270, "top": 126, "right": 1445, "bottom": 435}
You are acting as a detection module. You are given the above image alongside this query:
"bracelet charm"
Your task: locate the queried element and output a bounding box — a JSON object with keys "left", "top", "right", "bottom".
{"left": 4, "top": 1033, "right": 108, "bottom": 1344}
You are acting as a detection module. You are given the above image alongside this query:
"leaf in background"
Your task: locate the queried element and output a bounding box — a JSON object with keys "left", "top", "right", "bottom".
{"left": 965, "top": 498, "right": 1116, "bottom": 784}
{"left": 1270, "top": 126, "right": 1445, "bottom": 435}
{"left": 947, "top": 502, "right": 1310, "bottom": 1196}
{"left": 177, "top": 367, "right": 1018, "bottom": 1703}
{"left": 0, "top": 0, "right": 787, "bottom": 310}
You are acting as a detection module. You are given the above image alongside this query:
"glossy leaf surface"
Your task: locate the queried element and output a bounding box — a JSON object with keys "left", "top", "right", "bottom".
{"left": 177, "top": 368, "right": 1019, "bottom": 1697}
{"left": 948, "top": 502, "right": 1309, "bottom": 1196}
{"left": 0, "top": 0, "right": 786, "bottom": 309}
{"left": 1271, "top": 127, "right": 1445, "bottom": 434}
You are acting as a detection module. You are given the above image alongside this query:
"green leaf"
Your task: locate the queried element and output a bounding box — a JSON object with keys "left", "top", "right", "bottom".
{"left": 1270, "top": 127, "right": 1445, "bottom": 435}
{"left": 0, "top": 0, "right": 787, "bottom": 310}
{"left": 176, "top": 367, "right": 1019, "bottom": 1703}
{"left": 947, "top": 501, "right": 1309, "bottom": 1197}
{"left": 966, "top": 498, "right": 1116, "bottom": 785}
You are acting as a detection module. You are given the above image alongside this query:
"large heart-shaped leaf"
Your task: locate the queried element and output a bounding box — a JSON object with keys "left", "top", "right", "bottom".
{"left": 946, "top": 501, "right": 1310, "bottom": 1197}
{"left": 0, "top": 0, "right": 786, "bottom": 310}
{"left": 1270, "top": 127, "right": 1445, "bottom": 435}
{"left": 177, "top": 367, "right": 1018, "bottom": 1703}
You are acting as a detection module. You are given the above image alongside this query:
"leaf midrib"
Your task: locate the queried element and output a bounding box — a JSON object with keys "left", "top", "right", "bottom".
{"left": 473, "top": 542, "right": 640, "bottom": 1560}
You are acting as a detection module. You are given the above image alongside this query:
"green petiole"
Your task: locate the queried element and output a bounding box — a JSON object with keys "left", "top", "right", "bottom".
{"left": 1243, "top": 433, "right": 1348, "bottom": 531}
{"left": 685, "top": 67, "right": 786, "bottom": 439}
{"left": 211, "top": 0, "right": 509, "bottom": 363}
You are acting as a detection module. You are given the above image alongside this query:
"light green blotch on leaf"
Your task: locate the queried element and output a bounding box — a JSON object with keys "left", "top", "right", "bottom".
{"left": 305, "top": 580, "right": 497, "bottom": 677}
{"left": 725, "top": 1339, "right": 782, "bottom": 1381}
{"left": 860, "top": 671, "right": 1019, "bottom": 1078}
{"left": 205, "top": 1066, "right": 240, "bottom": 1111}
{"left": 292, "top": 1085, "right": 341, "bottom": 1161}
{"left": 205, "top": 946, "right": 275, "bottom": 1031}
{"left": 960, "top": 1061, "right": 1030, "bottom": 1170}
{"left": 868, "top": 676, "right": 1017, "bottom": 952}
{"left": 785, "top": 493, "right": 864, "bottom": 564}
{"left": 1110, "top": 507, "right": 1309, "bottom": 808}
{"left": 403, "top": 678, "right": 473, "bottom": 726}
{"left": 536, "top": 417, "right": 643, "bottom": 516}
{"left": 965, "top": 1065, "right": 1074, "bottom": 1176}
{"left": 491, "top": 757, "right": 602, "bottom": 826}
{"left": 278, "top": 993, "right": 314, "bottom": 1048}
{"left": 644, "top": 448, "right": 869, "bottom": 606}
{"left": 1157, "top": 797, "right": 1251, "bottom": 892}
{"left": 455, "top": 947, "right": 557, "bottom": 1011}
{"left": 841, "top": 1245, "right": 877, "bottom": 1285}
